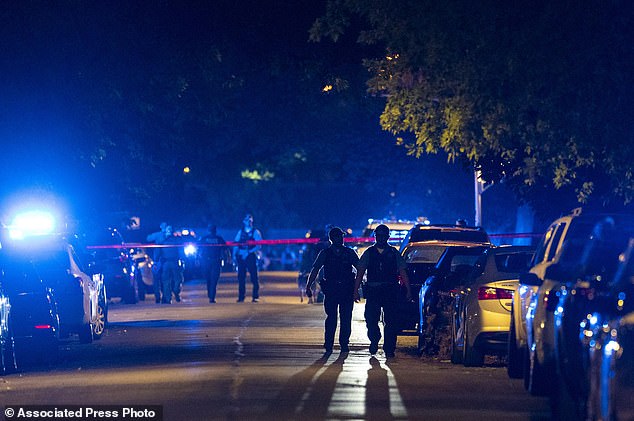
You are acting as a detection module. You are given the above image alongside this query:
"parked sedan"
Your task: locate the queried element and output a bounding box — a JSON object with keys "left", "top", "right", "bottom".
{"left": 401, "top": 240, "right": 489, "bottom": 335}
{"left": 400, "top": 223, "right": 491, "bottom": 253}
{"left": 0, "top": 255, "right": 61, "bottom": 367}
{"left": 550, "top": 219, "right": 634, "bottom": 420}
{"left": 418, "top": 244, "right": 489, "bottom": 355}
{"left": 451, "top": 246, "right": 534, "bottom": 366}
{"left": 83, "top": 228, "right": 137, "bottom": 304}
{"left": 3, "top": 233, "right": 107, "bottom": 343}
{"left": 580, "top": 238, "right": 634, "bottom": 421}
{"left": 519, "top": 208, "right": 634, "bottom": 398}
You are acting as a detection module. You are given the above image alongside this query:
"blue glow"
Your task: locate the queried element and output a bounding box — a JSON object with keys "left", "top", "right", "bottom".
{"left": 184, "top": 244, "right": 197, "bottom": 257}
{"left": 8, "top": 210, "right": 56, "bottom": 239}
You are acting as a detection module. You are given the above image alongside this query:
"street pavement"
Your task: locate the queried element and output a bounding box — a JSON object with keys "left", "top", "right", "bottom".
{"left": 0, "top": 271, "right": 551, "bottom": 421}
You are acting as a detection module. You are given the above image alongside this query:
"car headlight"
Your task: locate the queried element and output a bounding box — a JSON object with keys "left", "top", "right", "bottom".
{"left": 184, "top": 244, "right": 197, "bottom": 257}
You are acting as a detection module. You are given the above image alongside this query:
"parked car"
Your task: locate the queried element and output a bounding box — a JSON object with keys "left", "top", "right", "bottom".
{"left": 518, "top": 207, "right": 634, "bottom": 397}
{"left": 583, "top": 238, "right": 634, "bottom": 421}
{"left": 450, "top": 246, "right": 534, "bottom": 366}
{"left": 400, "top": 223, "right": 491, "bottom": 253}
{"left": 355, "top": 219, "right": 417, "bottom": 257}
{"left": 549, "top": 217, "right": 634, "bottom": 419}
{"left": 5, "top": 231, "right": 107, "bottom": 344}
{"left": 417, "top": 244, "right": 490, "bottom": 355}
{"left": 130, "top": 247, "right": 154, "bottom": 301}
{"left": 0, "top": 252, "right": 61, "bottom": 366}
{"left": 82, "top": 228, "right": 138, "bottom": 304}
{"left": 400, "top": 240, "right": 489, "bottom": 336}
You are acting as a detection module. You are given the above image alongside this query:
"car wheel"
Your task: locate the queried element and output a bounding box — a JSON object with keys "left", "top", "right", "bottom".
{"left": 528, "top": 352, "right": 551, "bottom": 396}
{"left": 523, "top": 344, "right": 531, "bottom": 391}
{"left": 419, "top": 305, "right": 436, "bottom": 355}
{"left": 450, "top": 311, "right": 463, "bottom": 364}
{"left": 463, "top": 323, "right": 484, "bottom": 367}
{"left": 78, "top": 323, "right": 93, "bottom": 344}
{"left": 92, "top": 302, "right": 107, "bottom": 340}
{"left": 551, "top": 368, "right": 586, "bottom": 421}
{"left": 507, "top": 309, "right": 524, "bottom": 379}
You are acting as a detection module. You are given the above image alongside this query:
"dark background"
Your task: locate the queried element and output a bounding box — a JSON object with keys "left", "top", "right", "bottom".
{"left": 0, "top": 1, "right": 519, "bottom": 235}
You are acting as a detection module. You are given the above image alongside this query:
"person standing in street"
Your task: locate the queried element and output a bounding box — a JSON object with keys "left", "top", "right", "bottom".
{"left": 354, "top": 224, "right": 412, "bottom": 358}
{"left": 306, "top": 227, "right": 359, "bottom": 354}
{"left": 233, "top": 214, "right": 263, "bottom": 302}
{"left": 158, "top": 225, "right": 185, "bottom": 304}
{"left": 200, "top": 224, "right": 229, "bottom": 303}
{"left": 146, "top": 222, "right": 169, "bottom": 303}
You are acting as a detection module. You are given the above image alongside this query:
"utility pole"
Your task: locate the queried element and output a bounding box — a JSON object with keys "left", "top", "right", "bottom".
{"left": 474, "top": 169, "right": 492, "bottom": 227}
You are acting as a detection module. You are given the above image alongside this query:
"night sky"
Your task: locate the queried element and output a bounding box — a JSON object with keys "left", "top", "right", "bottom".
{"left": 0, "top": 1, "right": 496, "bottom": 235}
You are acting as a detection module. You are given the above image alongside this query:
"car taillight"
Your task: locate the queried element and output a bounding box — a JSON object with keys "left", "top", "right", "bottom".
{"left": 478, "top": 287, "right": 514, "bottom": 300}
{"left": 34, "top": 324, "right": 52, "bottom": 329}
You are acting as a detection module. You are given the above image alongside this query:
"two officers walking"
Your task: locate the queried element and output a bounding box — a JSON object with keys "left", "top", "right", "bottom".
{"left": 307, "top": 224, "right": 412, "bottom": 357}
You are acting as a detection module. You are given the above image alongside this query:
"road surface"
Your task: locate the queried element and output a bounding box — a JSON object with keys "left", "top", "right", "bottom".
{"left": 0, "top": 272, "right": 550, "bottom": 420}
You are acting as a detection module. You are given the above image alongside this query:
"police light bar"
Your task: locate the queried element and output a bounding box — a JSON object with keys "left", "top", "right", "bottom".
{"left": 8, "top": 210, "right": 56, "bottom": 239}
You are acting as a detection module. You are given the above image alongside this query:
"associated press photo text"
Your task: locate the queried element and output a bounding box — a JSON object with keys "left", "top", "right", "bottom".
{"left": 3, "top": 406, "right": 162, "bottom": 421}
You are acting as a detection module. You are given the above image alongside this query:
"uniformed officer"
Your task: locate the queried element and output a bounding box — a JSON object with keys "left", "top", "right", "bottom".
{"left": 158, "top": 226, "right": 185, "bottom": 304}
{"left": 354, "top": 224, "right": 412, "bottom": 358}
{"left": 306, "top": 227, "right": 359, "bottom": 354}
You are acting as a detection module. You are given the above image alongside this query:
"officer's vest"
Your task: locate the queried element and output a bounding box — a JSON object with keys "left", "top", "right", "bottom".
{"left": 238, "top": 229, "right": 255, "bottom": 251}
{"left": 322, "top": 246, "right": 355, "bottom": 283}
{"left": 366, "top": 245, "right": 399, "bottom": 286}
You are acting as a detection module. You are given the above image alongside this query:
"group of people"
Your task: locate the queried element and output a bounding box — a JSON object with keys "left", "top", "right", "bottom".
{"left": 146, "top": 223, "right": 185, "bottom": 304}
{"left": 306, "top": 224, "right": 412, "bottom": 357}
{"left": 145, "top": 214, "right": 263, "bottom": 305}
{"left": 145, "top": 217, "right": 410, "bottom": 357}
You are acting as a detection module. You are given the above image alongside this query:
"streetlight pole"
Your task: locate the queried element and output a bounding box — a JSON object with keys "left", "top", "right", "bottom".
{"left": 474, "top": 169, "right": 492, "bottom": 227}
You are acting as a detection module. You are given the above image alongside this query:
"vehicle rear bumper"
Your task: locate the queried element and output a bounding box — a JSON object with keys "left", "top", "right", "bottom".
{"left": 474, "top": 331, "right": 509, "bottom": 352}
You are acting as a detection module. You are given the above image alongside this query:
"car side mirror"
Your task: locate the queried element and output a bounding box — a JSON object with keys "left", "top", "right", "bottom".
{"left": 519, "top": 271, "right": 542, "bottom": 286}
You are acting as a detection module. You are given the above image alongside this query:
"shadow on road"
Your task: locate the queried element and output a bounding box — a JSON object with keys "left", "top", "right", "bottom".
{"left": 366, "top": 356, "right": 392, "bottom": 421}
{"left": 261, "top": 352, "right": 347, "bottom": 420}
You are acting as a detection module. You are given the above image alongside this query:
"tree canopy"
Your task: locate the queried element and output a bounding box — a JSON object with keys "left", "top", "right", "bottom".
{"left": 310, "top": 0, "right": 634, "bottom": 219}
{"left": 0, "top": 1, "right": 482, "bottom": 230}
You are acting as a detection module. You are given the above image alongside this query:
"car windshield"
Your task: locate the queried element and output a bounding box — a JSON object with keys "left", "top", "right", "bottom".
{"left": 409, "top": 228, "right": 490, "bottom": 243}
{"left": 0, "top": 249, "right": 69, "bottom": 293}
{"left": 404, "top": 245, "right": 447, "bottom": 264}
{"left": 361, "top": 226, "right": 412, "bottom": 245}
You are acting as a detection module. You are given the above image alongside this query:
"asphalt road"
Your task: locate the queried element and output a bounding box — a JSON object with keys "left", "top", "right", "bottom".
{"left": 0, "top": 272, "right": 551, "bottom": 421}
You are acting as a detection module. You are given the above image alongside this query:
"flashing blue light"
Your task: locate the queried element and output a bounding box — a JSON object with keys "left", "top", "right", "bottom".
{"left": 8, "top": 210, "right": 56, "bottom": 239}
{"left": 184, "top": 244, "right": 197, "bottom": 257}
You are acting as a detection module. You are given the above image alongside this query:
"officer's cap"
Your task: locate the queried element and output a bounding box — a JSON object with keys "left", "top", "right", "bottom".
{"left": 328, "top": 226, "right": 345, "bottom": 241}
{"left": 374, "top": 224, "right": 390, "bottom": 235}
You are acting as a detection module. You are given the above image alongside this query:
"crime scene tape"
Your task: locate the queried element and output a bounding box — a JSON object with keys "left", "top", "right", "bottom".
{"left": 85, "top": 233, "right": 543, "bottom": 249}
{"left": 86, "top": 237, "right": 375, "bottom": 249}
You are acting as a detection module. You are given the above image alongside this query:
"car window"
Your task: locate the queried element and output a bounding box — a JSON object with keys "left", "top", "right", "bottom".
{"left": 29, "top": 250, "right": 72, "bottom": 286}
{"left": 450, "top": 254, "right": 481, "bottom": 272}
{"left": 495, "top": 251, "right": 534, "bottom": 273}
{"left": 469, "top": 253, "right": 488, "bottom": 278}
{"left": 546, "top": 222, "right": 567, "bottom": 261}
{"left": 532, "top": 226, "right": 554, "bottom": 265}
{"left": 403, "top": 246, "right": 447, "bottom": 264}
{"left": 0, "top": 258, "right": 45, "bottom": 293}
